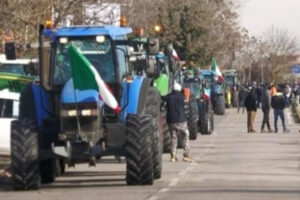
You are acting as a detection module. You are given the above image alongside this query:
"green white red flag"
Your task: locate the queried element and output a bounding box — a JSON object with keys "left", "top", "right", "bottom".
{"left": 211, "top": 57, "right": 224, "bottom": 82}
{"left": 68, "top": 45, "right": 120, "bottom": 113}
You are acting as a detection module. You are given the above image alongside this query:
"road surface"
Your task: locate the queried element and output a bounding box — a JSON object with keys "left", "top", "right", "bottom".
{"left": 1, "top": 108, "right": 300, "bottom": 200}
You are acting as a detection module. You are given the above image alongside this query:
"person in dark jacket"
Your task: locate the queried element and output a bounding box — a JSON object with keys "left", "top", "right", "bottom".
{"left": 237, "top": 85, "right": 247, "bottom": 113}
{"left": 271, "top": 86, "right": 290, "bottom": 133}
{"left": 260, "top": 85, "right": 273, "bottom": 133}
{"left": 166, "top": 81, "right": 192, "bottom": 162}
{"left": 244, "top": 86, "right": 257, "bottom": 133}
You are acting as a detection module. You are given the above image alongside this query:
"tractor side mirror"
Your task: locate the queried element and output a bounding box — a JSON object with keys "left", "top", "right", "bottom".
{"left": 5, "top": 42, "right": 16, "bottom": 60}
{"left": 146, "top": 58, "right": 159, "bottom": 77}
{"left": 148, "top": 38, "right": 159, "bottom": 55}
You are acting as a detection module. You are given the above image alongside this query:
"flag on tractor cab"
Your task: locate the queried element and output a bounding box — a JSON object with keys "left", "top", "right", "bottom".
{"left": 68, "top": 45, "right": 120, "bottom": 113}
{"left": 172, "top": 49, "right": 180, "bottom": 60}
{"left": 211, "top": 57, "right": 224, "bottom": 82}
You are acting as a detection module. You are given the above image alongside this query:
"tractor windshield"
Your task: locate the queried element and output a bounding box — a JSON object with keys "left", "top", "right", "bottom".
{"left": 225, "top": 76, "right": 234, "bottom": 86}
{"left": 0, "top": 64, "right": 25, "bottom": 75}
{"left": 203, "top": 74, "right": 213, "bottom": 85}
{"left": 53, "top": 36, "right": 115, "bottom": 85}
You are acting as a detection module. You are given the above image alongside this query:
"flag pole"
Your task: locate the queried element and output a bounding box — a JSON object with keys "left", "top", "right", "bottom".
{"left": 73, "top": 85, "right": 81, "bottom": 140}
{"left": 68, "top": 44, "right": 82, "bottom": 139}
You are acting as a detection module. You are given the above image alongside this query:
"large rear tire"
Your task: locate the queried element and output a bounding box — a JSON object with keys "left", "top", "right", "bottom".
{"left": 11, "top": 120, "right": 40, "bottom": 190}
{"left": 143, "top": 88, "right": 162, "bottom": 179}
{"left": 125, "top": 115, "right": 154, "bottom": 185}
{"left": 199, "top": 101, "right": 214, "bottom": 135}
{"left": 162, "top": 109, "right": 171, "bottom": 153}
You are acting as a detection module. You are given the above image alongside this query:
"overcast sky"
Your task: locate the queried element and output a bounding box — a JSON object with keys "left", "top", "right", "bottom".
{"left": 240, "top": 0, "right": 300, "bottom": 42}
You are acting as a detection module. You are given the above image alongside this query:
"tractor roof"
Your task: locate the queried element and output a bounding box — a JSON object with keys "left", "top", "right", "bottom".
{"left": 44, "top": 25, "right": 132, "bottom": 40}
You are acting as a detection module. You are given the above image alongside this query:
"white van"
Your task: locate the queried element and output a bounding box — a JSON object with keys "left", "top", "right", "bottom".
{"left": 0, "top": 89, "right": 20, "bottom": 155}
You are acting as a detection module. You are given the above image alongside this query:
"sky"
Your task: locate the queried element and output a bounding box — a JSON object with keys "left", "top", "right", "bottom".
{"left": 240, "top": 0, "right": 300, "bottom": 42}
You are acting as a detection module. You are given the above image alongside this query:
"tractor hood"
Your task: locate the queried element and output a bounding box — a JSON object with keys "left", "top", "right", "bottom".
{"left": 61, "top": 79, "right": 103, "bottom": 106}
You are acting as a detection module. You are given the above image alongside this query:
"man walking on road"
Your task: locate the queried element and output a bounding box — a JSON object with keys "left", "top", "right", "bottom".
{"left": 238, "top": 85, "right": 247, "bottom": 113}
{"left": 260, "top": 85, "right": 273, "bottom": 133}
{"left": 245, "top": 86, "right": 257, "bottom": 133}
{"left": 271, "top": 86, "right": 290, "bottom": 133}
{"left": 166, "top": 81, "right": 192, "bottom": 162}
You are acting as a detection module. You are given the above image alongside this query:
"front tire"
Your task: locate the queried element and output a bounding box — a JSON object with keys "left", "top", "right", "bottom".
{"left": 125, "top": 115, "right": 154, "bottom": 185}
{"left": 11, "top": 120, "right": 40, "bottom": 190}
{"left": 187, "top": 95, "right": 198, "bottom": 140}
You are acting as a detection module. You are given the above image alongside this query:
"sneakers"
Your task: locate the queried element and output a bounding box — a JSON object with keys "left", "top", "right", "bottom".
{"left": 183, "top": 155, "right": 193, "bottom": 162}
{"left": 171, "top": 156, "right": 178, "bottom": 162}
{"left": 170, "top": 153, "right": 178, "bottom": 162}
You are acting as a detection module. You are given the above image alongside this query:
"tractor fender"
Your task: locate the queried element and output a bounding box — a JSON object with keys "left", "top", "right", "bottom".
{"left": 125, "top": 76, "right": 153, "bottom": 117}
{"left": 30, "top": 83, "right": 50, "bottom": 127}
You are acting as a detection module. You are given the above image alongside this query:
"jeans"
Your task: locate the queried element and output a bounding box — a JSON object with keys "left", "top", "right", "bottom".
{"left": 274, "top": 109, "right": 286, "bottom": 132}
{"left": 261, "top": 108, "right": 271, "bottom": 130}
{"left": 238, "top": 100, "right": 245, "bottom": 113}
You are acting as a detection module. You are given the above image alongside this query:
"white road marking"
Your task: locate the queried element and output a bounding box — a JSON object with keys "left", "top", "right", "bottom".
{"left": 168, "top": 178, "right": 179, "bottom": 187}
{"left": 178, "top": 170, "right": 187, "bottom": 176}
{"left": 159, "top": 188, "right": 170, "bottom": 193}
{"left": 147, "top": 196, "right": 158, "bottom": 200}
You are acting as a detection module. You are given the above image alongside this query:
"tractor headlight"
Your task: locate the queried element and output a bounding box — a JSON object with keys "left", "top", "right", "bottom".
{"left": 67, "top": 110, "right": 77, "bottom": 117}
{"left": 61, "top": 110, "right": 77, "bottom": 117}
{"left": 81, "top": 109, "right": 98, "bottom": 116}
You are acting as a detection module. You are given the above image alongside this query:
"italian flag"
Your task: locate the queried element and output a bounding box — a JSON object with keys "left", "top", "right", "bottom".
{"left": 211, "top": 57, "right": 224, "bottom": 82}
{"left": 68, "top": 45, "right": 121, "bottom": 113}
{"left": 172, "top": 49, "right": 180, "bottom": 60}
{"left": 203, "top": 88, "right": 210, "bottom": 100}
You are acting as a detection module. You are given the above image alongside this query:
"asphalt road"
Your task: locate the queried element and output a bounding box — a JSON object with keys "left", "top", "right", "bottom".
{"left": 1, "top": 107, "right": 300, "bottom": 200}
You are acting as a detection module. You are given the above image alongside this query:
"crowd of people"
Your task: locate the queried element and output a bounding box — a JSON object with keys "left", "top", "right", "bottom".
{"left": 237, "top": 82, "right": 295, "bottom": 133}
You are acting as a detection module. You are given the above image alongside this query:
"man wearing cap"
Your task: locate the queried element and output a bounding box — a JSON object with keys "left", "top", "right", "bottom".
{"left": 244, "top": 86, "right": 258, "bottom": 133}
{"left": 271, "top": 86, "right": 290, "bottom": 133}
{"left": 166, "top": 81, "right": 192, "bottom": 162}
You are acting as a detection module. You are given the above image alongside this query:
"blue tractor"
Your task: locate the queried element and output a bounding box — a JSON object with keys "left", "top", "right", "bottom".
{"left": 183, "top": 69, "right": 214, "bottom": 135}
{"left": 200, "top": 70, "right": 225, "bottom": 115}
{"left": 10, "top": 24, "right": 163, "bottom": 190}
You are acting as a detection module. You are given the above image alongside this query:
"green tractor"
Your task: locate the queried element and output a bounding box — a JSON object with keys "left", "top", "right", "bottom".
{"left": 0, "top": 57, "right": 38, "bottom": 92}
{"left": 223, "top": 69, "right": 239, "bottom": 108}
{"left": 150, "top": 45, "right": 198, "bottom": 152}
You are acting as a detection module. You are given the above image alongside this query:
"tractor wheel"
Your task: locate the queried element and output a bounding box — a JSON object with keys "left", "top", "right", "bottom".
{"left": 199, "top": 101, "right": 213, "bottom": 135}
{"left": 232, "top": 91, "right": 238, "bottom": 107}
{"left": 214, "top": 95, "right": 225, "bottom": 115}
{"left": 60, "top": 159, "right": 66, "bottom": 174}
{"left": 187, "top": 95, "right": 198, "bottom": 140}
{"left": 125, "top": 115, "right": 154, "bottom": 185}
{"left": 162, "top": 110, "right": 171, "bottom": 153}
{"left": 40, "top": 159, "right": 56, "bottom": 183}
{"left": 11, "top": 120, "right": 40, "bottom": 190}
{"left": 144, "top": 88, "right": 162, "bottom": 179}
{"left": 209, "top": 102, "right": 214, "bottom": 133}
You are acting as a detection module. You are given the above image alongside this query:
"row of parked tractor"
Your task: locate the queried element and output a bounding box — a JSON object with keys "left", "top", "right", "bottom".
{"left": 0, "top": 22, "right": 239, "bottom": 190}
